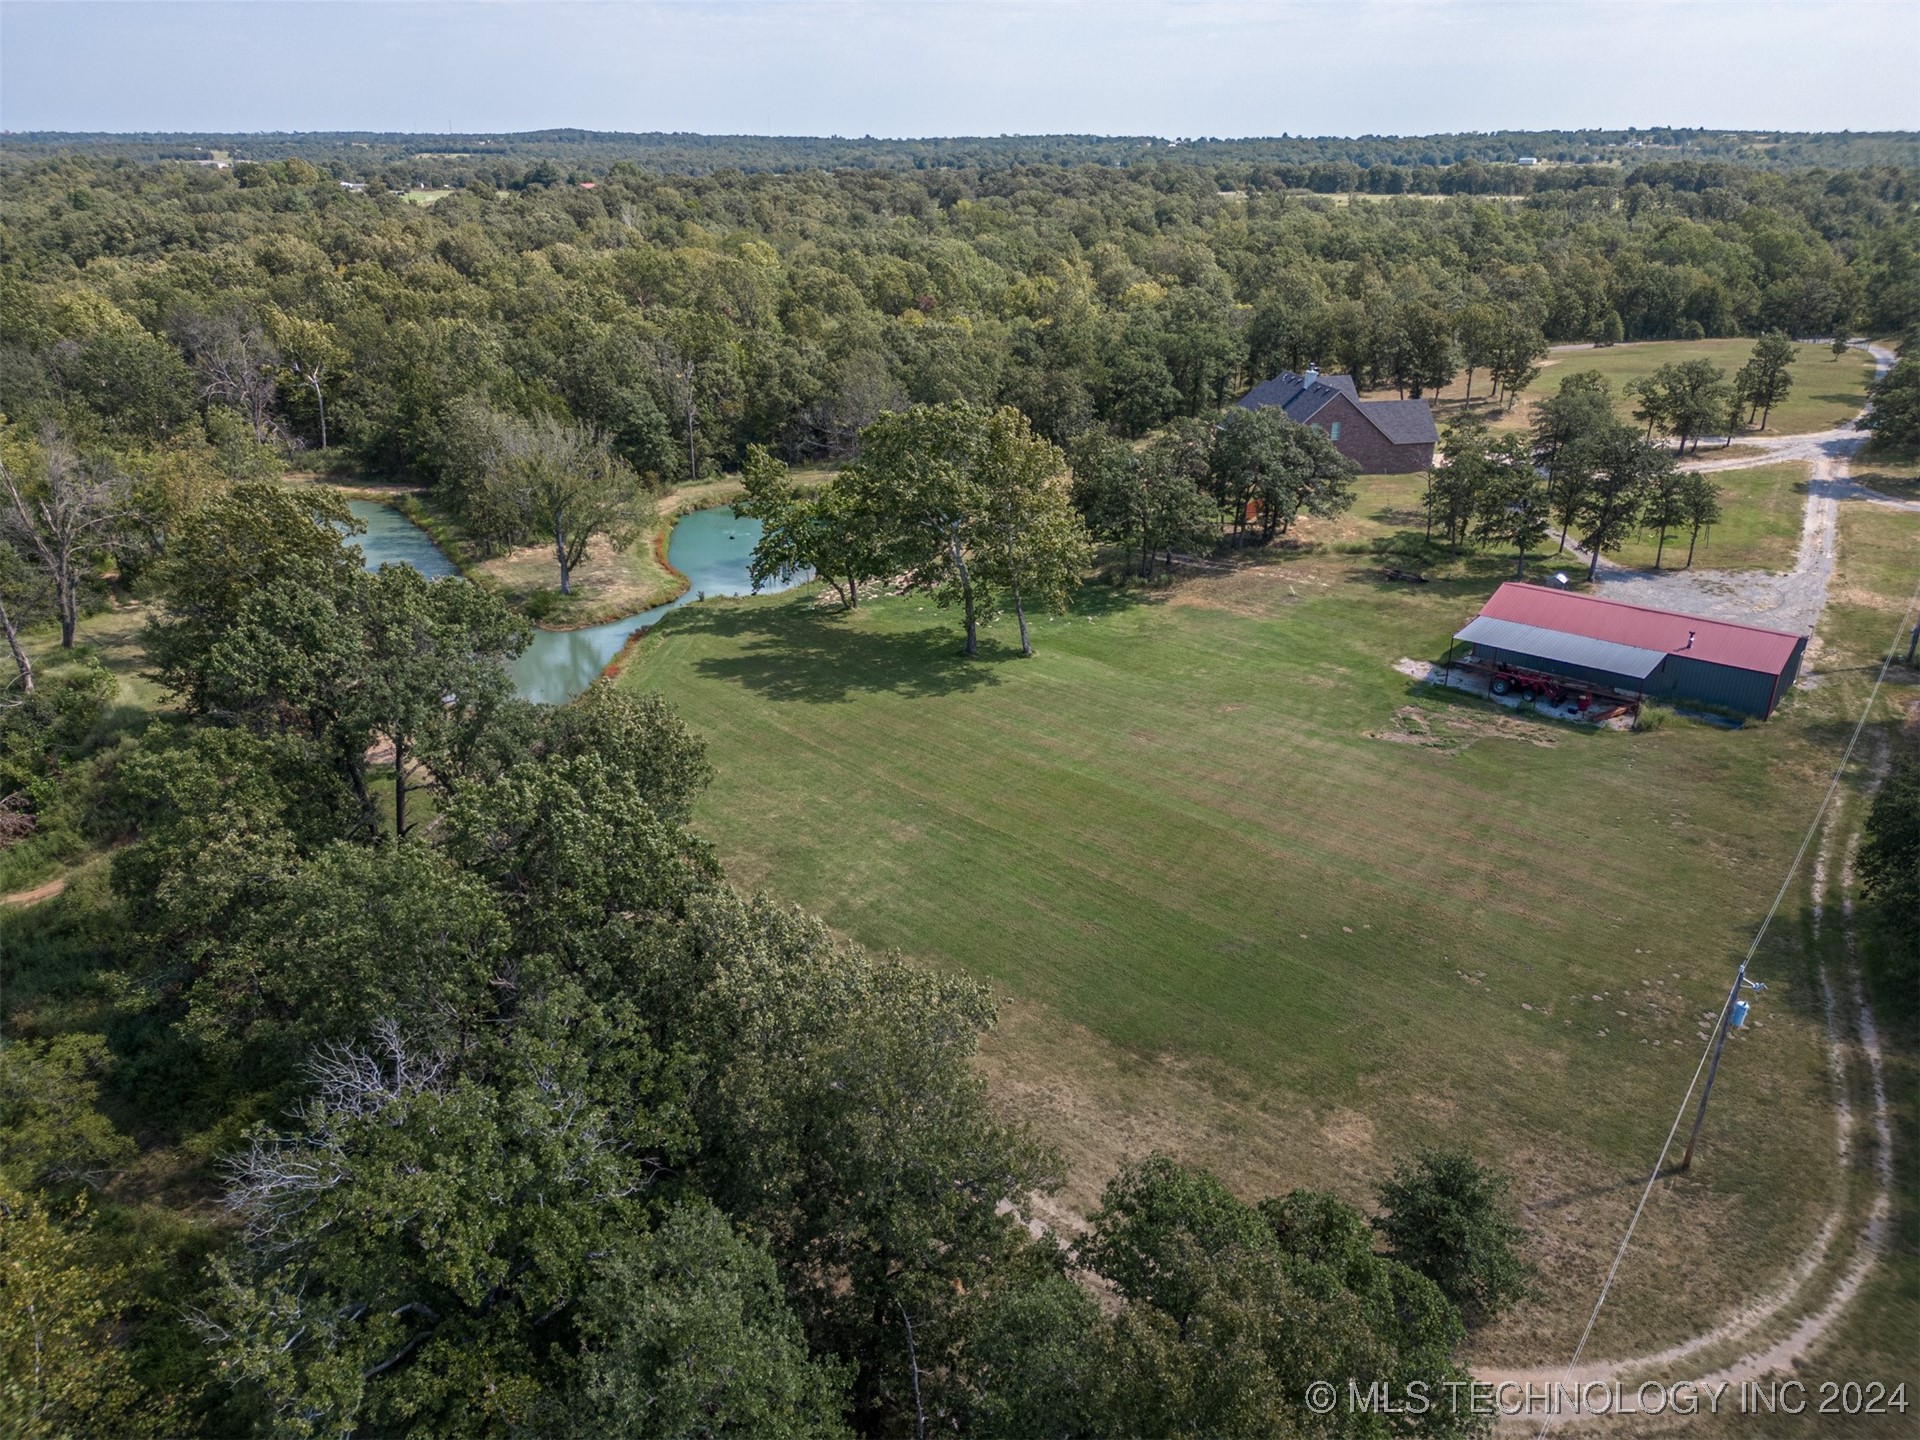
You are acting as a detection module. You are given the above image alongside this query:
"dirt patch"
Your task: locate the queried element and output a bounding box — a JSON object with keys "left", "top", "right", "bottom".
{"left": 1, "top": 875, "right": 66, "bottom": 907}
{"left": 976, "top": 999, "right": 1382, "bottom": 1221}
{"left": 1367, "top": 704, "right": 1561, "bottom": 754}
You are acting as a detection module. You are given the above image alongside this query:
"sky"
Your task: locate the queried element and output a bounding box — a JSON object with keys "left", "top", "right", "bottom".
{"left": 2, "top": 1, "right": 1916, "bottom": 138}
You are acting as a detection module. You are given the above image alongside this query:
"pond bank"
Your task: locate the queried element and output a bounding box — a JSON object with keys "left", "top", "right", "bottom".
{"left": 344, "top": 498, "right": 806, "bottom": 704}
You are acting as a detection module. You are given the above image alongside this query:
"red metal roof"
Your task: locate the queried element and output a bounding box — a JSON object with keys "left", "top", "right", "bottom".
{"left": 1477, "top": 582, "right": 1803, "bottom": 676}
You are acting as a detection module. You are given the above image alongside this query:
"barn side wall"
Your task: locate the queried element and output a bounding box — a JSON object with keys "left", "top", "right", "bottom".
{"left": 1651, "top": 655, "right": 1790, "bottom": 717}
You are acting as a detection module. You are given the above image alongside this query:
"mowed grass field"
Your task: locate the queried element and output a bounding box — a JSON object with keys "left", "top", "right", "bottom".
{"left": 617, "top": 524, "right": 1920, "bottom": 1365}
{"left": 1610, "top": 462, "right": 1808, "bottom": 572}
{"left": 1398, "top": 337, "right": 1876, "bottom": 439}
{"left": 1288, "top": 461, "right": 1804, "bottom": 575}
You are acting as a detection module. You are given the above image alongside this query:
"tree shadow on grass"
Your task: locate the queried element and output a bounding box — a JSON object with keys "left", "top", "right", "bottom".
{"left": 681, "top": 598, "right": 1018, "bottom": 704}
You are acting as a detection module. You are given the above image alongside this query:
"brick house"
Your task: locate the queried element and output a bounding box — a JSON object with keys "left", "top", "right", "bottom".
{"left": 1235, "top": 367, "right": 1438, "bottom": 473}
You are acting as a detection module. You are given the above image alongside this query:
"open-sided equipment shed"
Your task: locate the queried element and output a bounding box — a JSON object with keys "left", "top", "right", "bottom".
{"left": 1454, "top": 583, "right": 1807, "bottom": 718}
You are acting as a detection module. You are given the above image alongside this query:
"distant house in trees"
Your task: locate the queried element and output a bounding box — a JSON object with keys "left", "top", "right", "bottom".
{"left": 1236, "top": 367, "right": 1438, "bottom": 473}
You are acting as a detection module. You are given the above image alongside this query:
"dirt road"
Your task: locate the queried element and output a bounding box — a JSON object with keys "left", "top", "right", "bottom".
{"left": 1562, "top": 343, "right": 1900, "bottom": 638}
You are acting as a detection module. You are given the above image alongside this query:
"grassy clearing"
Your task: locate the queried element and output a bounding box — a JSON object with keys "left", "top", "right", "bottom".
{"left": 1296, "top": 462, "right": 1804, "bottom": 577}
{"left": 1608, "top": 463, "right": 1807, "bottom": 573}
{"left": 1397, "top": 338, "right": 1874, "bottom": 440}
{"left": 615, "top": 525, "right": 1916, "bottom": 1363}
{"left": 1850, "top": 445, "right": 1920, "bottom": 503}
{"left": 25, "top": 599, "right": 165, "bottom": 715}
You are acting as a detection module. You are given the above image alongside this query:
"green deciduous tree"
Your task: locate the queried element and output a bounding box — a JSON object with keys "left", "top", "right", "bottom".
{"left": 0, "top": 1034, "right": 136, "bottom": 1197}
{"left": 574, "top": 1200, "right": 851, "bottom": 1439}
{"left": 0, "top": 1183, "right": 151, "bottom": 1439}
{"left": 355, "top": 564, "right": 530, "bottom": 838}
{"left": 842, "top": 403, "right": 989, "bottom": 653}
{"left": 1679, "top": 472, "right": 1724, "bottom": 567}
{"left": 735, "top": 445, "right": 890, "bottom": 610}
{"left": 1211, "top": 405, "right": 1357, "bottom": 545}
{"left": 971, "top": 407, "right": 1090, "bottom": 655}
{"left": 201, "top": 1010, "right": 692, "bottom": 1438}
{"left": 1735, "top": 331, "right": 1797, "bottom": 429}
{"left": 1626, "top": 360, "right": 1733, "bottom": 453}
{"left": 663, "top": 892, "right": 1058, "bottom": 1433}
{"left": 1863, "top": 355, "right": 1920, "bottom": 449}
{"left": 145, "top": 480, "right": 361, "bottom": 712}
{"left": 473, "top": 410, "right": 650, "bottom": 595}
{"left": 1070, "top": 428, "right": 1219, "bottom": 579}
{"left": 1568, "top": 421, "right": 1667, "bottom": 579}
{"left": 1642, "top": 464, "right": 1690, "bottom": 569}
{"left": 1474, "top": 442, "right": 1553, "bottom": 576}
{"left": 1374, "top": 1151, "right": 1533, "bottom": 1329}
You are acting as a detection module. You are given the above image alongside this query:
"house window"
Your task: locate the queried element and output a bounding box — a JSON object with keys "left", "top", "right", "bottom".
{"left": 1329, "top": 421, "right": 1342, "bottom": 441}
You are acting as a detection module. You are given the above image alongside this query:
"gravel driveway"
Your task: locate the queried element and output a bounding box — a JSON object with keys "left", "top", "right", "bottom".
{"left": 1565, "top": 343, "right": 1904, "bottom": 639}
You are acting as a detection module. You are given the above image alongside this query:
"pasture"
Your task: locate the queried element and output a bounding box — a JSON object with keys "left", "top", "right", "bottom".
{"left": 1287, "top": 459, "right": 1806, "bottom": 577}
{"left": 1609, "top": 461, "right": 1807, "bottom": 572}
{"left": 616, "top": 528, "right": 1917, "bottom": 1364}
{"left": 1403, "top": 337, "right": 1876, "bottom": 439}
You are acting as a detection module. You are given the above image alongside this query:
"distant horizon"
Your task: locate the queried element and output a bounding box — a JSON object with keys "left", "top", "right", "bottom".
{"left": 4, "top": 3, "right": 1915, "bottom": 137}
{"left": 8, "top": 125, "right": 1916, "bottom": 143}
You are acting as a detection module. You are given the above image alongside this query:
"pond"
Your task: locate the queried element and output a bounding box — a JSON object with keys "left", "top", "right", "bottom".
{"left": 346, "top": 499, "right": 462, "bottom": 580}
{"left": 346, "top": 499, "right": 802, "bottom": 704}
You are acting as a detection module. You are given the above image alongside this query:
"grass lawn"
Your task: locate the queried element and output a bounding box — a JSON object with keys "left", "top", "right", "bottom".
{"left": 1394, "top": 338, "right": 1875, "bottom": 441}
{"left": 616, "top": 528, "right": 1916, "bottom": 1365}
{"left": 1297, "top": 461, "right": 1805, "bottom": 577}
{"left": 1851, "top": 444, "right": 1920, "bottom": 503}
{"left": 1608, "top": 463, "right": 1807, "bottom": 573}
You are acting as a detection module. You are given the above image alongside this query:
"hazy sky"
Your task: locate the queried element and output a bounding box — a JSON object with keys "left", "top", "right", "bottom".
{"left": 3, "top": 1, "right": 1915, "bottom": 137}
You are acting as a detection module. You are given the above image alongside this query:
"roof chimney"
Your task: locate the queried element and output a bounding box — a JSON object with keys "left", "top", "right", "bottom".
{"left": 1302, "top": 364, "right": 1319, "bottom": 388}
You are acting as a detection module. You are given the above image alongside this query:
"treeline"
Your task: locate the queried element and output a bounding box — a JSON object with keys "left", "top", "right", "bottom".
{"left": 1, "top": 151, "right": 1913, "bottom": 502}
{"left": 2, "top": 482, "right": 1535, "bottom": 1435}
{"left": 7, "top": 126, "right": 1915, "bottom": 179}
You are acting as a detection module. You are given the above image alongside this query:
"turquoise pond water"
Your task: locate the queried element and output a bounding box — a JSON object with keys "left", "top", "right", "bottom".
{"left": 344, "top": 499, "right": 802, "bottom": 705}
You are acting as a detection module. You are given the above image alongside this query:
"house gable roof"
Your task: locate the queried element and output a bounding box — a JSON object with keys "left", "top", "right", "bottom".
{"left": 1238, "top": 372, "right": 1437, "bottom": 446}
{"left": 1477, "top": 582, "right": 1804, "bottom": 675}
{"left": 1358, "top": 398, "right": 1440, "bottom": 446}
{"left": 1237, "top": 371, "right": 1359, "bottom": 424}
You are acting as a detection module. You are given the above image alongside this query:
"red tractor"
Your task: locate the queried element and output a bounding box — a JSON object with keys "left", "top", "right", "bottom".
{"left": 1487, "top": 662, "right": 1592, "bottom": 712}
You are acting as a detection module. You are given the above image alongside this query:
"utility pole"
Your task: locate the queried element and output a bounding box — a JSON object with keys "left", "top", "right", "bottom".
{"left": 1680, "top": 963, "right": 1757, "bottom": 1172}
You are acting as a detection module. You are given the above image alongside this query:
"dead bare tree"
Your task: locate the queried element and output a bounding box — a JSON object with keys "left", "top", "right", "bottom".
{"left": 0, "top": 435, "right": 131, "bottom": 649}
{"left": 0, "top": 546, "right": 44, "bottom": 694}
{"left": 179, "top": 311, "right": 283, "bottom": 443}
{"left": 651, "top": 340, "right": 699, "bottom": 483}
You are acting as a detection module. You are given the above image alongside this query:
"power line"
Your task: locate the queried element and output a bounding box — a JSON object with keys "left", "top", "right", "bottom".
{"left": 1535, "top": 563, "right": 1920, "bottom": 1440}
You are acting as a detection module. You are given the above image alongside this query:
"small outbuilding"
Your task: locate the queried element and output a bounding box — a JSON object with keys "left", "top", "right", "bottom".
{"left": 1452, "top": 583, "right": 1807, "bottom": 719}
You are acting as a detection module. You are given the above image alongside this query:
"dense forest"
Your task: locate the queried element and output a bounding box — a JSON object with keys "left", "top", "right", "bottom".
{"left": 2, "top": 150, "right": 1915, "bottom": 496}
{"left": 0, "top": 141, "right": 1917, "bottom": 1436}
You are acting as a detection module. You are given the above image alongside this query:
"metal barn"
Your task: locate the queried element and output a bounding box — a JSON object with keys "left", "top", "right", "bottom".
{"left": 1452, "top": 584, "right": 1807, "bottom": 719}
